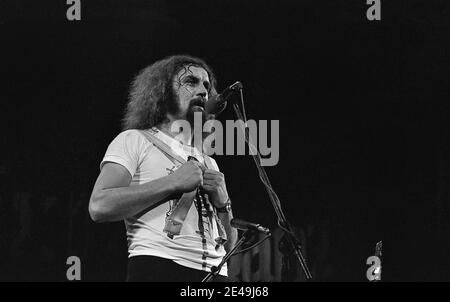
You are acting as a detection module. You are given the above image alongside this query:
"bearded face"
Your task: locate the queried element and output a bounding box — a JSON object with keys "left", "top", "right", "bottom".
{"left": 171, "top": 64, "right": 214, "bottom": 126}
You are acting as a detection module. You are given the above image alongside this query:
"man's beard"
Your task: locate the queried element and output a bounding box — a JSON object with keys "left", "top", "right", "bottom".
{"left": 186, "top": 98, "right": 216, "bottom": 148}
{"left": 185, "top": 97, "right": 214, "bottom": 127}
{"left": 186, "top": 105, "right": 210, "bottom": 126}
{"left": 168, "top": 95, "right": 215, "bottom": 145}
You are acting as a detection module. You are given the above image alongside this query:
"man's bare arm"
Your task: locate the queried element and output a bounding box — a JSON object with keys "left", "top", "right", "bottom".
{"left": 218, "top": 211, "right": 238, "bottom": 253}
{"left": 89, "top": 161, "right": 203, "bottom": 222}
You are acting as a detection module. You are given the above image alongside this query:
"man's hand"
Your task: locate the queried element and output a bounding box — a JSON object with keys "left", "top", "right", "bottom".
{"left": 201, "top": 169, "right": 229, "bottom": 208}
{"left": 170, "top": 161, "right": 204, "bottom": 193}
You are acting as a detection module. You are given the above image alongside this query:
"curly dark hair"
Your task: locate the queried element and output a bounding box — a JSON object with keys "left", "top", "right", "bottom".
{"left": 122, "top": 55, "right": 218, "bottom": 130}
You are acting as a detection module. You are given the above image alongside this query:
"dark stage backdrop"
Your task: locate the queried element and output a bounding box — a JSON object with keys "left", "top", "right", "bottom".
{"left": 0, "top": 0, "right": 449, "bottom": 281}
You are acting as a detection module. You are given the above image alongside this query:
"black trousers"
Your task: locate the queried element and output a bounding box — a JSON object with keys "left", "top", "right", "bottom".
{"left": 126, "top": 255, "right": 229, "bottom": 282}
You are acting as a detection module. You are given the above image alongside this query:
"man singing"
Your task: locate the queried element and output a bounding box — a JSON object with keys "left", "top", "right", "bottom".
{"left": 88, "top": 55, "right": 237, "bottom": 282}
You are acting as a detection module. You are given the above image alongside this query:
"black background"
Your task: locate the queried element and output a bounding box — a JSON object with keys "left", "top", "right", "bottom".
{"left": 0, "top": 0, "right": 449, "bottom": 281}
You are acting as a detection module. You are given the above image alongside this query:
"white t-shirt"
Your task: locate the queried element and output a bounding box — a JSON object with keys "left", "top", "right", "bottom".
{"left": 100, "top": 128, "right": 227, "bottom": 276}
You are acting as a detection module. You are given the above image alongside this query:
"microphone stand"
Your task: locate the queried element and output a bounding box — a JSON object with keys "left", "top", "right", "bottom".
{"left": 202, "top": 229, "right": 254, "bottom": 282}
{"left": 229, "top": 89, "right": 313, "bottom": 280}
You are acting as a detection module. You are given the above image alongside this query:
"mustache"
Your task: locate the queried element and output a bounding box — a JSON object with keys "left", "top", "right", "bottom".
{"left": 186, "top": 97, "right": 216, "bottom": 122}
{"left": 189, "top": 97, "right": 207, "bottom": 109}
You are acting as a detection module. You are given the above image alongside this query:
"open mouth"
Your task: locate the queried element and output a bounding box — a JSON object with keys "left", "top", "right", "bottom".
{"left": 190, "top": 98, "right": 206, "bottom": 110}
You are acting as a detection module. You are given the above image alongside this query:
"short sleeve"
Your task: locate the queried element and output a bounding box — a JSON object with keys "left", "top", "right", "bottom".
{"left": 205, "top": 155, "right": 220, "bottom": 172}
{"left": 100, "top": 130, "right": 150, "bottom": 177}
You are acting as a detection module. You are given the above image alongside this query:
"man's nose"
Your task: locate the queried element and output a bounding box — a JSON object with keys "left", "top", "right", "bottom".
{"left": 195, "top": 86, "right": 208, "bottom": 100}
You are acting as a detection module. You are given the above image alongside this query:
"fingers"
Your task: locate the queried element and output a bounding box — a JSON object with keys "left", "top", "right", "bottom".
{"left": 186, "top": 161, "right": 221, "bottom": 182}
{"left": 182, "top": 161, "right": 204, "bottom": 187}
{"left": 202, "top": 174, "right": 225, "bottom": 188}
{"left": 203, "top": 168, "right": 220, "bottom": 174}
{"left": 186, "top": 160, "right": 205, "bottom": 173}
{"left": 192, "top": 162, "right": 204, "bottom": 186}
{"left": 202, "top": 179, "right": 219, "bottom": 187}
{"left": 188, "top": 160, "right": 206, "bottom": 172}
{"left": 201, "top": 183, "right": 215, "bottom": 190}
{"left": 201, "top": 183, "right": 220, "bottom": 194}
{"left": 203, "top": 169, "right": 223, "bottom": 178}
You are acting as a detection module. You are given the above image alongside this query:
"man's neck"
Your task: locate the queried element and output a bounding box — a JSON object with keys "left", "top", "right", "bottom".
{"left": 157, "top": 117, "right": 193, "bottom": 146}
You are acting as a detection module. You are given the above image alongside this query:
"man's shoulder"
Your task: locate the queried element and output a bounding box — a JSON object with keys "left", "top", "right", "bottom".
{"left": 118, "top": 128, "right": 144, "bottom": 136}
{"left": 115, "top": 129, "right": 149, "bottom": 139}
{"left": 111, "top": 129, "right": 154, "bottom": 148}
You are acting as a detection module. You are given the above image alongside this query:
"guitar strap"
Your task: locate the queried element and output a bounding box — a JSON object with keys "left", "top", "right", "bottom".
{"left": 138, "top": 129, "right": 227, "bottom": 245}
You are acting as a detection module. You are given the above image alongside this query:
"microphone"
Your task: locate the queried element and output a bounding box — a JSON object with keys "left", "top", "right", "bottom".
{"left": 205, "top": 81, "right": 243, "bottom": 115}
{"left": 230, "top": 218, "right": 271, "bottom": 235}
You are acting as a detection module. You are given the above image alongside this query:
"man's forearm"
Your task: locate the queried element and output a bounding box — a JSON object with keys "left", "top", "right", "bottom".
{"left": 218, "top": 211, "right": 238, "bottom": 253}
{"left": 89, "top": 174, "right": 178, "bottom": 222}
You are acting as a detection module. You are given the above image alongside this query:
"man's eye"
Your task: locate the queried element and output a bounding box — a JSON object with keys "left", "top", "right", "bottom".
{"left": 184, "top": 78, "right": 196, "bottom": 85}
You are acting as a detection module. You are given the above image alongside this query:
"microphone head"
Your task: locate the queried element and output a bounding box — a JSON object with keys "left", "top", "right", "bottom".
{"left": 230, "top": 81, "right": 243, "bottom": 90}
{"left": 230, "top": 218, "right": 271, "bottom": 235}
{"left": 206, "top": 81, "right": 242, "bottom": 115}
{"left": 205, "top": 95, "right": 227, "bottom": 115}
